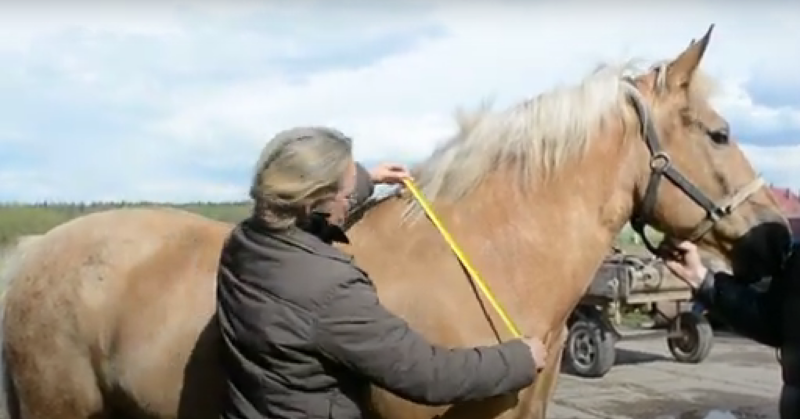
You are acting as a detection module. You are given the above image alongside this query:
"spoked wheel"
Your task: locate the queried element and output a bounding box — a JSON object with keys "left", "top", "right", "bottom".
{"left": 667, "top": 311, "right": 714, "bottom": 364}
{"left": 563, "top": 315, "right": 616, "bottom": 378}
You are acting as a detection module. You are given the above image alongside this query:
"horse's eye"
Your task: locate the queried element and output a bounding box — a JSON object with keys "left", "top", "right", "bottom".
{"left": 708, "top": 125, "right": 730, "bottom": 145}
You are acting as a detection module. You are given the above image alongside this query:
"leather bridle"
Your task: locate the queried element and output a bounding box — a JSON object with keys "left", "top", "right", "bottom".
{"left": 623, "top": 80, "right": 765, "bottom": 254}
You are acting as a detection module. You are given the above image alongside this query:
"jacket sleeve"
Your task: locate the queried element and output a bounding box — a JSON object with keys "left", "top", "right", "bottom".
{"left": 313, "top": 276, "right": 536, "bottom": 406}
{"left": 350, "top": 163, "right": 375, "bottom": 208}
{"left": 342, "top": 163, "right": 378, "bottom": 231}
{"left": 694, "top": 270, "right": 782, "bottom": 348}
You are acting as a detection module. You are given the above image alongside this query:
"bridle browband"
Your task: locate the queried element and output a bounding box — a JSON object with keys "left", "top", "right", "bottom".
{"left": 622, "top": 79, "right": 765, "bottom": 254}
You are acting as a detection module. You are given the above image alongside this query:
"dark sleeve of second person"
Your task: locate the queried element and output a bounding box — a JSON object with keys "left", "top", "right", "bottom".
{"left": 312, "top": 276, "right": 536, "bottom": 406}
{"left": 350, "top": 163, "right": 375, "bottom": 208}
{"left": 342, "top": 163, "right": 377, "bottom": 231}
{"left": 694, "top": 270, "right": 783, "bottom": 348}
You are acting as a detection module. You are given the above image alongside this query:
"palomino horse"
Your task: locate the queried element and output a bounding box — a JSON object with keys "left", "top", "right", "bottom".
{"left": 0, "top": 26, "right": 791, "bottom": 419}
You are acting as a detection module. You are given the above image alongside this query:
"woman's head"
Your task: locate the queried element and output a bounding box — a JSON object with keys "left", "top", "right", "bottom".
{"left": 250, "top": 126, "right": 357, "bottom": 229}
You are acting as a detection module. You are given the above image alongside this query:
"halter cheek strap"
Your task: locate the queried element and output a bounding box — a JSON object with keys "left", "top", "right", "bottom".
{"left": 623, "top": 80, "right": 764, "bottom": 253}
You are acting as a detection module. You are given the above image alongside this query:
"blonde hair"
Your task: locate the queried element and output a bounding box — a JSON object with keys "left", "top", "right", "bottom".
{"left": 250, "top": 126, "right": 353, "bottom": 229}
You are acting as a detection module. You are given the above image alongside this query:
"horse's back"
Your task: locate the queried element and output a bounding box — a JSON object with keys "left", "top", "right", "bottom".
{"left": 1, "top": 207, "right": 233, "bottom": 419}
{"left": 4, "top": 207, "right": 233, "bottom": 320}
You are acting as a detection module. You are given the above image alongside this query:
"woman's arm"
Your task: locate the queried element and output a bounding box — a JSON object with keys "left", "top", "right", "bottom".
{"left": 313, "top": 276, "right": 536, "bottom": 405}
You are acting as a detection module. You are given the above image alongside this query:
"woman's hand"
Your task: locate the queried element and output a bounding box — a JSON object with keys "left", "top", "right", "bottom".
{"left": 521, "top": 336, "right": 547, "bottom": 372}
{"left": 660, "top": 241, "right": 708, "bottom": 290}
{"left": 370, "top": 162, "right": 412, "bottom": 185}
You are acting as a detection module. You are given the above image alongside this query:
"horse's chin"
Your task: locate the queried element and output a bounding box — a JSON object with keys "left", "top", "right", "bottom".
{"left": 686, "top": 231, "right": 790, "bottom": 282}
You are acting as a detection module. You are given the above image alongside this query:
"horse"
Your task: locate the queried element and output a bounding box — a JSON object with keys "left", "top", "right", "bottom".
{"left": 0, "top": 25, "right": 791, "bottom": 419}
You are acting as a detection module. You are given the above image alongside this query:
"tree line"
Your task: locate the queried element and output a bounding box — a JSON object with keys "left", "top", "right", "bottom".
{"left": 0, "top": 201, "right": 253, "bottom": 245}
{"left": 0, "top": 201, "right": 649, "bottom": 248}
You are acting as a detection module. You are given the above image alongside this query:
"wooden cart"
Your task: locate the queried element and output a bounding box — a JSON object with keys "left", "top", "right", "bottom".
{"left": 562, "top": 248, "right": 714, "bottom": 378}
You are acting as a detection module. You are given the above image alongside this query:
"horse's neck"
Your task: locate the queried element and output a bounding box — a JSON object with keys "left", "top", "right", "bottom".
{"left": 347, "top": 156, "right": 638, "bottom": 340}
{"left": 427, "top": 170, "right": 633, "bottom": 336}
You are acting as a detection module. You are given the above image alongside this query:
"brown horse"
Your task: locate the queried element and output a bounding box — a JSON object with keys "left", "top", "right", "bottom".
{"left": 0, "top": 26, "right": 791, "bottom": 419}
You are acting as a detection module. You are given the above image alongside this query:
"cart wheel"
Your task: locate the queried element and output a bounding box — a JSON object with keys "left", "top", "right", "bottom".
{"left": 667, "top": 311, "right": 713, "bottom": 363}
{"left": 563, "top": 317, "right": 616, "bottom": 378}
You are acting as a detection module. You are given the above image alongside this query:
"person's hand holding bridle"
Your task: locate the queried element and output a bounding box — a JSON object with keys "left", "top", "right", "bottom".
{"left": 660, "top": 240, "right": 708, "bottom": 290}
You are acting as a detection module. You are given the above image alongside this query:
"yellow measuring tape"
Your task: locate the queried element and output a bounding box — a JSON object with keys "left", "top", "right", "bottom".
{"left": 403, "top": 178, "right": 522, "bottom": 339}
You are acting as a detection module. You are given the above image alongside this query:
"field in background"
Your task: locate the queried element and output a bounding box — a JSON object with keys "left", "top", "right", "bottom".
{"left": 0, "top": 202, "right": 657, "bottom": 250}
{"left": 0, "top": 202, "right": 253, "bottom": 246}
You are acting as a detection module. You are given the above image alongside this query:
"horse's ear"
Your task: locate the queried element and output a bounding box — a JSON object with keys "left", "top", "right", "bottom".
{"left": 665, "top": 24, "right": 714, "bottom": 90}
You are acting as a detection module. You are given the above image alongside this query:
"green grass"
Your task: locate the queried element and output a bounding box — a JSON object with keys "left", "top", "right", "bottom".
{"left": 613, "top": 223, "right": 662, "bottom": 252}
{"left": 0, "top": 201, "right": 656, "bottom": 251}
{"left": 0, "top": 202, "right": 253, "bottom": 246}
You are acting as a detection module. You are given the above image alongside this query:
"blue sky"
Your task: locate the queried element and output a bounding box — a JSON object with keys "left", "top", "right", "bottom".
{"left": 1, "top": 1, "right": 800, "bottom": 203}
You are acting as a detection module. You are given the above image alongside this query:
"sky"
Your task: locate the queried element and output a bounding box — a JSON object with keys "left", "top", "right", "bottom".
{"left": 1, "top": 1, "right": 799, "bottom": 203}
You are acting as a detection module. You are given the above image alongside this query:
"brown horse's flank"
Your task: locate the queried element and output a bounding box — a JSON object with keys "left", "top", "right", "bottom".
{"left": 0, "top": 27, "right": 788, "bottom": 419}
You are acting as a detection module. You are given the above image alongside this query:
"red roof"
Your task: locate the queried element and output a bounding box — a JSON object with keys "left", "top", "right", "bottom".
{"left": 763, "top": 187, "right": 800, "bottom": 238}
{"left": 768, "top": 187, "right": 800, "bottom": 238}
{"left": 770, "top": 186, "right": 800, "bottom": 217}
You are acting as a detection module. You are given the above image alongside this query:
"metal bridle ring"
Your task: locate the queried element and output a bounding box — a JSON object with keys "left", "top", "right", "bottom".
{"left": 650, "top": 152, "right": 671, "bottom": 173}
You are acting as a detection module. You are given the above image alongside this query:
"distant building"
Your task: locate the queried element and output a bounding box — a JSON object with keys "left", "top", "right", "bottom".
{"left": 770, "top": 186, "right": 800, "bottom": 216}
{"left": 769, "top": 186, "right": 800, "bottom": 240}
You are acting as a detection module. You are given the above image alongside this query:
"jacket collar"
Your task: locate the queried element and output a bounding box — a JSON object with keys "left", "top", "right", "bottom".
{"left": 243, "top": 215, "right": 353, "bottom": 263}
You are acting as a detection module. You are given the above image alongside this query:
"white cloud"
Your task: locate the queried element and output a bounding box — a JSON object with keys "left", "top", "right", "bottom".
{"left": 2, "top": 1, "right": 800, "bottom": 201}
{"left": 0, "top": 3, "right": 184, "bottom": 52}
{"left": 150, "top": 3, "right": 800, "bottom": 154}
{"left": 743, "top": 144, "right": 800, "bottom": 194}
{"left": 712, "top": 78, "right": 800, "bottom": 134}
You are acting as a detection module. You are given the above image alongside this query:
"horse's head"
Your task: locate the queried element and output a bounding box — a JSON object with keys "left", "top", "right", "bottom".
{"left": 626, "top": 25, "right": 791, "bottom": 279}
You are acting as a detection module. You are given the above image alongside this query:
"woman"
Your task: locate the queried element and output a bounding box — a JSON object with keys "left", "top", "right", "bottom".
{"left": 663, "top": 240, "right": 798, "bottom": 419}
{"left": 216, "top": 126, "right": 547, "bottom": 419}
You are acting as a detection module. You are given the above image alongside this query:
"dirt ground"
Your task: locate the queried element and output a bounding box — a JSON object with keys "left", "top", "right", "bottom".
{"left": 550, "top": 328, "right": 780, "bottom": 419}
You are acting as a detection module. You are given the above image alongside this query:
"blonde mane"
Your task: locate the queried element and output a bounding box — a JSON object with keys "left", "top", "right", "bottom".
{"left": 404, "top": 60, "right": 717, "bottom": 219}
